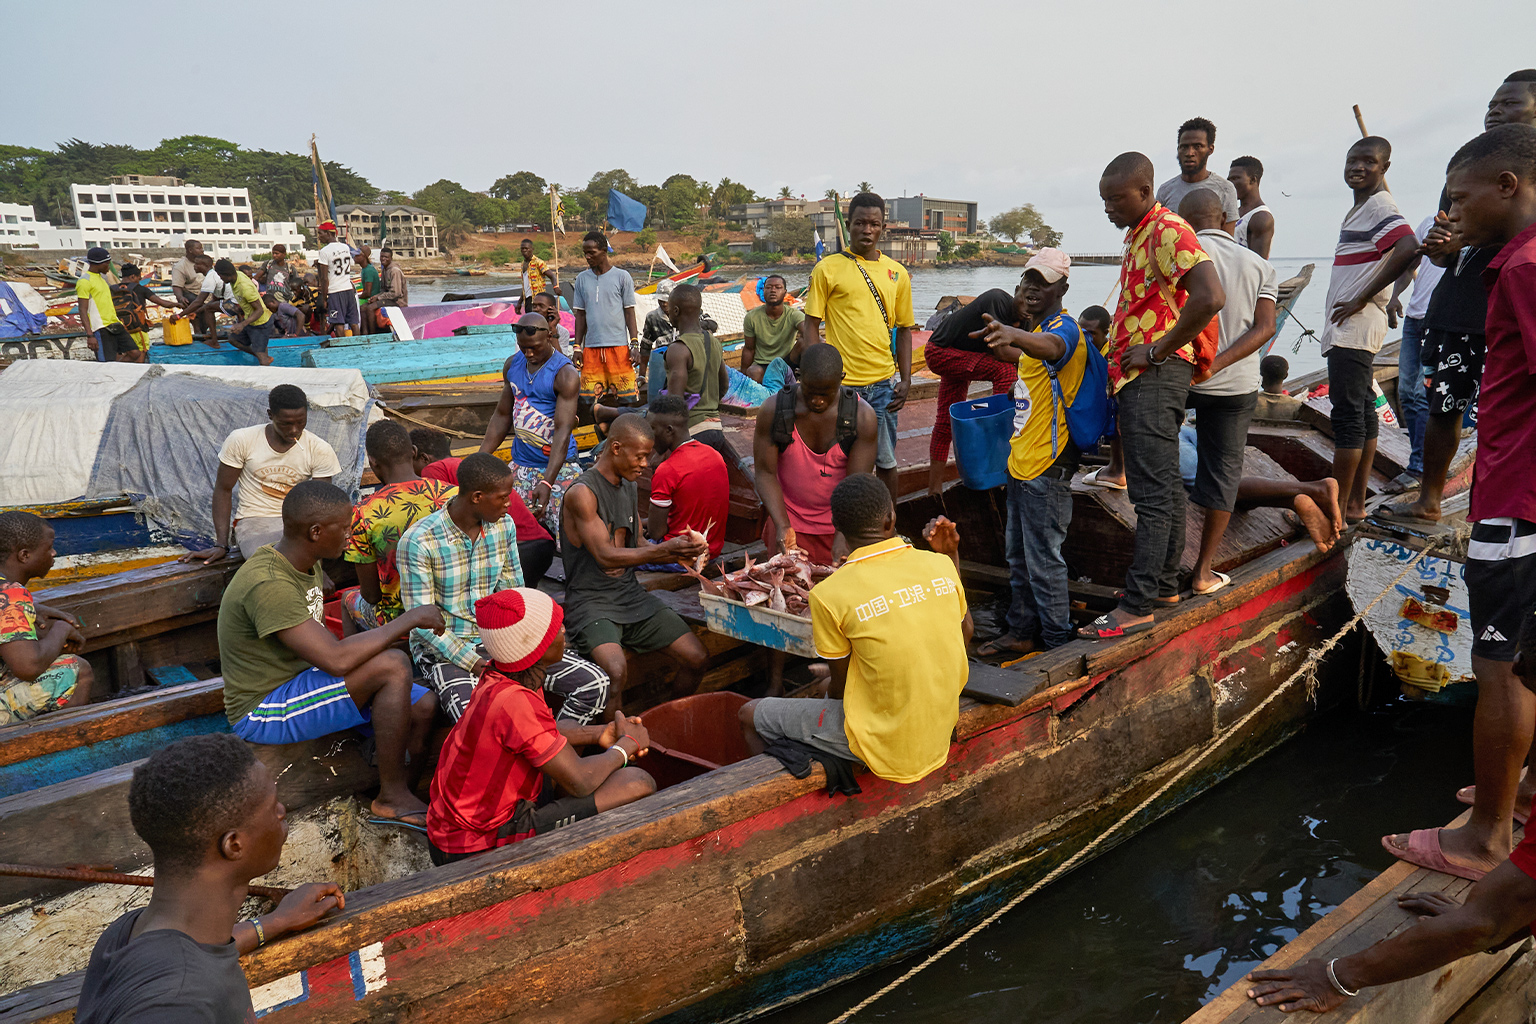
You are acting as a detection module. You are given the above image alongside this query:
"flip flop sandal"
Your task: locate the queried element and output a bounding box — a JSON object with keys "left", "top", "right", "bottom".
{"left": 1455, "top": 780, "right": 1532, "bottom": 825}
{"left": 368, "top": 811, "right": 428, "bottom": 833}
{"left": 1381, "top": 471, "right": 1422, "bottom": 495}
{"left": 1193, "top": 570, "right": 1231, "bottom": 596}
{"left": 1077, "top": 613, "right": 1154, "bottom": 641}
{"left": 1082, "top": 468, "right": 1127, "bottom": 491}
{"left": 1370, "top": 503, "right": 1441, "bottom": 528}
{"left": 1380, "top": 828, "right": 1489, "bottom": 882}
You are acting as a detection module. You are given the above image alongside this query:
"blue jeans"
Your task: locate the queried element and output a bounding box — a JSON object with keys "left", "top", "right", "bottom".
{"left": 1005, "top": 470, "right": 1075, "bottom": 648}
{"left": 1398, "top": 316, "right": 1428, "bottom": 474}
{"left": 850, "top": 377, "right": 898, "bottom": 470}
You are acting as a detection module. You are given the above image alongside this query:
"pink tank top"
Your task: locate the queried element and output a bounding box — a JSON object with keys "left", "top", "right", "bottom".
{"left": 779, "top": 427, "right": 849, "bottom": 534}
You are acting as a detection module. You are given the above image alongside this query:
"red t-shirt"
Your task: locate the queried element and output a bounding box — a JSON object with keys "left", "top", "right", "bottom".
{"left": 422, "top": 457, "right": 553, "bottom": 544}
{"left": 649, "top": 439, "right": 729, "bottom": 559}
{"left": 426, "top": 672, "right": 565, "bottom": 854}
{"left": 1471, "top": 223, "right": 1536, "bottom": 523}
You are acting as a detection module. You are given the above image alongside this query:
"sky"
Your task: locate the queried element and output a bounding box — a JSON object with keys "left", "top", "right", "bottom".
{"left": 7, "top": 0, "right": 1535, "bottom": 258}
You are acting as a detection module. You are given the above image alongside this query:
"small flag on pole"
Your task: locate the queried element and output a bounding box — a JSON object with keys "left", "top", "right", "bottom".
{"left": 655, "top": 245, "right": 679, "bottom": 273}
{"left": 814, "top": 230, "right": 825, "bottom": 261}
{"left": 551, "top": 188, "right": 566, "bottom": 234}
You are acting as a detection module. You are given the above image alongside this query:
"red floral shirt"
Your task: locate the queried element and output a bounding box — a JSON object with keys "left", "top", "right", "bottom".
{"left": 1108, "top": 203, "right": 1211, "bottom": 391}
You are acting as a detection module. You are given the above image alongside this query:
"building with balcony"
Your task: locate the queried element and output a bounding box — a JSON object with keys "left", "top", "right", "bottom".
{"left": 886, "top": 196, "right": 978, "bottom": 236}
{"left": 0, "top": 202, "right": 48, "bottom": 246}
{"left": 294, "top": 205, "right": 438, "bottom": 257}
{"left": 41, "top": 178, "right": 306, "bottom": 255}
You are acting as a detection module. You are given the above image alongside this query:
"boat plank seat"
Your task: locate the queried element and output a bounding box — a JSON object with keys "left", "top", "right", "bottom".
{"left": 40, "top": 558, "right": 240, "bottom": 653}
{"left": 1185, "top": 812, "right": 1524, "bottom": 1024}
{"left": 302, "top": 337, "right": 511, "bottom": 385}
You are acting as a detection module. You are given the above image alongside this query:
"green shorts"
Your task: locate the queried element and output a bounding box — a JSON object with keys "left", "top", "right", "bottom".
{"left": 0, "top": 655, "right": 85, "bottom": 727}
{"left": 572, "top": 607, "right": 691, "bottom": 656}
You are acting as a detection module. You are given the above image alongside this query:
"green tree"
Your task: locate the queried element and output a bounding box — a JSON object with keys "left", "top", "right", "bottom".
{"left": 776, "top": 185, "right": 793, "bottom": 199}
{"left": 766, "top": 214, "right": 814, "bottom": 254}
{"left": 857, "top": 181, "right": 874, "bottom": 193}
{"left": 824, "top": 189, "right": 840, "bottom": 201}
{"left": 583, "top": 169, "right": 640, "bottom": 227}
{"left": 661, "top": 174, "right": 707, "bottom": 229}
{"left": 988, "top": 204, "right": 1059, "bottom": 246}
{"left": 486, "top": 245, "right": 515, "bottom": 265}
{"left": 710, "top": 177, "right": 756, "bottom": 219}
{"left": 437, "top": 211, "right": 473, "bottom": 251}
{"left": 1030, "top": 224, "right": 1064, "bottom": 248}
{"left": 636, "top": 226, "right": 658, "bottom": 249}
{"left": 956, "top": 240, "right": 982, "bottom": 259}
{"left": 489, "top": 171, "right": 546, "bottom": 200}
{"left": 936, "top": 232, "right": 956, "bottom": 261}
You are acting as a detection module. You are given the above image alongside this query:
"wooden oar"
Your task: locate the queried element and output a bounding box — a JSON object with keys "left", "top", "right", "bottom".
{"left": 0, "top": 862, "right": 291, "bottom": 902}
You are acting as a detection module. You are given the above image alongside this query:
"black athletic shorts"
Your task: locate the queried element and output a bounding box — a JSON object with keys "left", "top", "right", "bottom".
{"left": 1422, "top": 330, "right": 1485, "bottom": 416}
{"left": 1326, "top": 348, "right": 1380, "bottom": 449}
{"left": 1186, "top": 390, "right": 1258, "bottom": 513}
{"left": 1466, "top": 518, "right": 1536, "bottom": 662}
{"left": 428, "top": 782, "right": 600, "bottom": 866}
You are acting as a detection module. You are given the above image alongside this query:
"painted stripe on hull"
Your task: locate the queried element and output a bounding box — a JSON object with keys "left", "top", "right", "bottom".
{"left": 0, "top": 715, "right": 228, "bottom": 797}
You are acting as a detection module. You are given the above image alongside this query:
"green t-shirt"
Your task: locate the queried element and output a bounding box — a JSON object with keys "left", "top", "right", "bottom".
{"left": 743, "top": 304, "right": 805, "bottom": 365}
{"left": 361, "top": 263, "right": 381, "bottom": 299}
{"left": 218, "top": 546, "right": 325, "bottom": 723}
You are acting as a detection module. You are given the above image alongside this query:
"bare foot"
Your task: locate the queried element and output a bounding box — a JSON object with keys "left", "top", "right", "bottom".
{"left": 371, "top": 794, "right": 428, "bottom": 821}
{"left": 1383, "top": 823, "right": 1505, "bottom": 877}
{"left": 1291, "top": 495, "right": 1336, "bottom": 552}
{"left": 1308, "top": 477, "right": 1344, "bottom": 534}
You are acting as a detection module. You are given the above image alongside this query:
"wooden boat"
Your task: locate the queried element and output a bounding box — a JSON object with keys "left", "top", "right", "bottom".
{"left": 2, "top": 396, "right": 1436, "bottom": 1023}
{"left": 1182, "top": 811, "right": 1529, "bottom": 1024}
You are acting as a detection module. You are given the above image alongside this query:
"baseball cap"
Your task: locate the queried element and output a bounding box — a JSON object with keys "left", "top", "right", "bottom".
{"left": 656, "top": 280, "right": 675, "bottom": 297}
{"left": 85, "top": 246, "right": 112, "bottom": 265}
{"left": 1023, "top": 248, "right": 1071, "bottom": 283}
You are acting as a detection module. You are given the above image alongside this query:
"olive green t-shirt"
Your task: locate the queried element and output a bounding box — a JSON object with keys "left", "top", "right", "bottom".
{"left": 743, "top": 304, "right": 805, "bottom": 365}
{"left": 218, "top": 545, "right": 325, "bottom": 723}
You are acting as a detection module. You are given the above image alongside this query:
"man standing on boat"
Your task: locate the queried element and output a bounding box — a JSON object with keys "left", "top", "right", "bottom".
{"left": 75, "top": 734, "right": 344, "bottom": 1022}
{"left": 1228, "top": 156, "right": 1275, "bottom": 258}
{"left": 1156, "top": 117, "right": 1240, "bottom": 235}
{"left": 800, "top": 192, "right": 916, "bottom": 503}
{"left": 171, "top": 239, "right": 215, "bottom": 340}
{"left": 971, "top": 250, "right": 1087, "bottom": 655}
{"left": 738, "top": 474, "right": 972, "bottom": 784}
{"left": 182, "top": 384, "right": 342, "bottom": 563}
{"left": 314, "top": 221, "right": 359, "bottom": 338}
{"left": 572, "top": 230, "right": 640, "bottom": 406}
{"left": 480, "top": 313, "right": 581, "bottom": 540}
{"left": 1178, "top": 190, "right": 1278, "bottom": 596}
{"left": 1079, "top": 152, "right": 1224, "bottom": 640}
{"left": 1381, "top": 124, "right": 1536, "bottom": 882}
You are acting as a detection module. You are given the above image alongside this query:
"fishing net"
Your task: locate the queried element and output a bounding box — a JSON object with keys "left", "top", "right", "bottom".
{"left": 86, "top": 366, "right": 373, "bottom": 547}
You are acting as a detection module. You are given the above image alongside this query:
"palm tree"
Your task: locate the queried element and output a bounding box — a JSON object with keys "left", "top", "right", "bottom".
{"left": 823, "top": 189, "right": 840, "bottom": 201}
{"left": 437, "top": 211, "right": 472, "bottom": 251}
{"left": 777, "top": 186, "right": 793, "bottom": 199}
{"left": 857, "top": 181, "right": 874, "bottom": 193}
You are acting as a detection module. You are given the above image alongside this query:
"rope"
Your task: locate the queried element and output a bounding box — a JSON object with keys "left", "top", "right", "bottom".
{"left": 379, "top": 404, "right": 480, "bottom": 439}
{"left": 826, "top": 535, "right": 1446, "bottom": 1024}
{"left": 1287, "top": 309, "right": 1320, "bottom": 354}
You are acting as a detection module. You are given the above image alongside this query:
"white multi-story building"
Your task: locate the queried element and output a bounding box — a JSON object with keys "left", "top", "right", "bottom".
{"left": 0, "top": 201, "right": 49, "bottom": 245}
{"left": 34, "top": 175, "right": 307, "bottom": 255}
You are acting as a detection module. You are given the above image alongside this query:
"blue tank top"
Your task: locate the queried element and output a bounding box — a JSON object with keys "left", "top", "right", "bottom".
{"left": 505, "top": 350, "right": 578, "bottom": 468}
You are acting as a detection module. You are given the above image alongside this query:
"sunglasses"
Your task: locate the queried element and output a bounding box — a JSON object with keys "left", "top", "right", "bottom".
{"left": 515, "top": 325, "right": 544, "bottom": 336}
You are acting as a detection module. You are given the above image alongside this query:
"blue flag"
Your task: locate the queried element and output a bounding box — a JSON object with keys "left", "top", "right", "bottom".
{"left": 814, "top": 229, "right": 825, "bottom": 261}
{"left": 606, "top": 189, "right": 647, "bottom": 233}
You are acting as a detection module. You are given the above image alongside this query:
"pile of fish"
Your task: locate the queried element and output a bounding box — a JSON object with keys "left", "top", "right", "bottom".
{"left": 686, "top": 550, "right": 838, "bottom": 617}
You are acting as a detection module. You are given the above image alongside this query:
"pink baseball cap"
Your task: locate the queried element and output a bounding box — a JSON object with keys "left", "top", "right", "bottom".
{"left": 1023, "top": 248, "right": 1071, "bottom": 283}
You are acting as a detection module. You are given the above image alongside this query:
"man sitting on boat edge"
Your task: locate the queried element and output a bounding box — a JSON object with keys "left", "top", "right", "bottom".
{"left": 426, "top": 588, "right": 656, "bottom": 865}
{"left": 218, "top": 480, "right": 442, "bottom": 831}
{"left": 739, "top": 474, "right": 973, "bottom": 786}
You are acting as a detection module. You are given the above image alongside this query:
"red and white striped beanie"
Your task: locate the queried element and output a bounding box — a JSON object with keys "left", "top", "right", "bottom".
{"left": 474, "top": 588, "right": 564, "bottom": 673}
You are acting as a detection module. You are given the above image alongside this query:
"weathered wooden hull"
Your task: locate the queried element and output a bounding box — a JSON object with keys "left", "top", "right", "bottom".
{"left": 1, "top": 536, "right": 1353, "bottom": 1024}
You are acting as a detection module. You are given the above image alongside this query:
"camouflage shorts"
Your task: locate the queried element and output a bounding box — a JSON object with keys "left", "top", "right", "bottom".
{"left": 0, "top": 655, "right": 86, "bottom": 726}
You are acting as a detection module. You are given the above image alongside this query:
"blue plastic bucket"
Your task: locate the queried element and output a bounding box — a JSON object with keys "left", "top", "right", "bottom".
{"left": 949, "top": 392, "right": 1014, "bottom": 490}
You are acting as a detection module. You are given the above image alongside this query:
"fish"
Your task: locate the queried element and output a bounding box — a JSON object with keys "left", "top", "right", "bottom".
{"left": 712, "top": 550, "right": 837, "bottom": 619}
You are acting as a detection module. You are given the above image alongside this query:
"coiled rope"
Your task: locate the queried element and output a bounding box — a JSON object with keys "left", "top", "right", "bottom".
{"left": 827, "top": 533, "right": 1448, "bottom": 1023}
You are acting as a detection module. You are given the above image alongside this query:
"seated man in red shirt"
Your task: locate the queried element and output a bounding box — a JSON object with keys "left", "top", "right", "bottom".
{"left": 409, "top": 426, "right": 557, "bottom": 585}
{"left": 645, "top": 394, "right": 729, "bottom": 568}
{"left": 426, "top": 588, "right": 655, "bottom": 865}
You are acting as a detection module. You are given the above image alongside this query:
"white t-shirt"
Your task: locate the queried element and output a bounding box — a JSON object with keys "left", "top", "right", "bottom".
{"left": 1404, "top": 215, "right": 1446, "bottom": 322}
{"left": 1319, "top": 190, "right": 1413, "bottom": 355}
{"left": 316, "top": 242, "right": 355, "bottom": 293}
{"left": 1191, "top": 229, "right": 1280, "bottom": 396}
{"left": 218, "top": 424, "right": 342, "bottom": 521}
{"left": 201, "top": 273, "right": 235, "bottom": 301}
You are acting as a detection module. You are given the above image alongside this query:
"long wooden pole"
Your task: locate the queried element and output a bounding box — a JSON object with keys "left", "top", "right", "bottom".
{"left": 0, "top": 862, "right": 292, "bottom": 902}
{"left": 1352, "top": 104, "right": 1388, "bottom": 190}
{"left": 549, "top": 186, "right": 560, "bottom": 296}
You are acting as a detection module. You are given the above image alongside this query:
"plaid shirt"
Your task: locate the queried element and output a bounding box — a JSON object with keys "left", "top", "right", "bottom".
{"left": 397, "top": 506, "right": 522, "bottom": 671}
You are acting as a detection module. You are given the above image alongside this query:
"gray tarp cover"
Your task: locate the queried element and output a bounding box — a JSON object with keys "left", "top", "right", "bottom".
{"left": 87, "top": 367, "right": 373, "bottom": 547}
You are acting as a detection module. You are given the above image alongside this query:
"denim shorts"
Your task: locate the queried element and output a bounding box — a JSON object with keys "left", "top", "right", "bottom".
{"left": 850, "top": 377, "right": 898, "bottom": 470}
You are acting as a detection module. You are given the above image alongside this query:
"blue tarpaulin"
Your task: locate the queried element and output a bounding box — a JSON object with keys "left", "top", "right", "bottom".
{"left": 0, "top": 281, "right": 48, "bottom": 338}
{"left": 607, "top": 189, "right": 648, "bottom": 233}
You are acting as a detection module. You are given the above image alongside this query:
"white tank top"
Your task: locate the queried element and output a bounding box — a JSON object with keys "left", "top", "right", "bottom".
{"left": 1234, "top": 205, "right": 1272, "bottom": 249}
